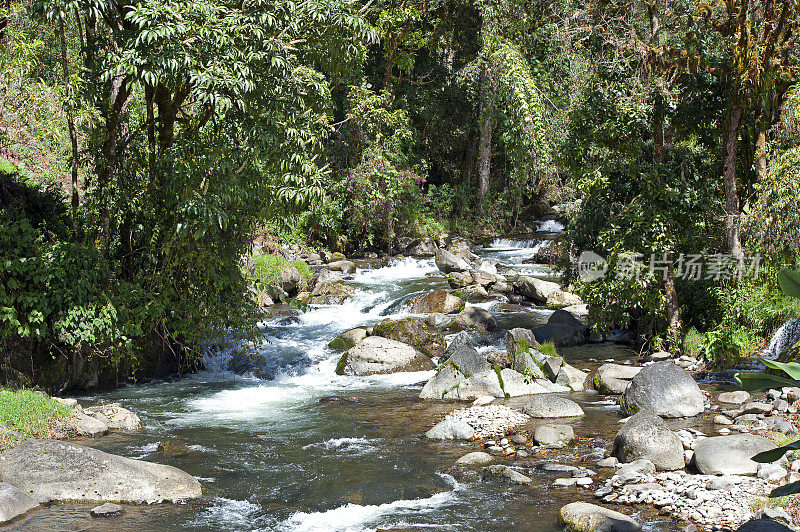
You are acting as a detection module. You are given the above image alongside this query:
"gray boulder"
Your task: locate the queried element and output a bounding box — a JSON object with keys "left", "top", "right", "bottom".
{"left": 512, "top": 351, "right": 546, "bottom": 380}
{"left": 0, "top": 440, "right": 201, "bottom": 503}
{"left": 425, "top": 418, "right": 475, "bottom": 440}
{"left": 621, "top": 361, "right": 704, "bottom": 418}
{"left": 612, "top": 412, "right": 685, "bottom": 471}
{"left": 595, "top": 364, "right": 642, "bottom": 395}
{"left": 328, "top": 327, "right": 368, "bottom": 352}
{"left": 504, "top": 328, "right": 538, "bottom": 354}
{"left": 407, "top": 289, "right": 465, "bottom": 314}
{"left": 736, "top": 519, "right": 794, "bottom": 532}
{"left": 523, "top": 395, "right": 584, "bottom": 418}
{"left": 337, "top": 336, "right": 434, "bottom": 376}
{"left": 693, "top": 434, "right": 785, "bottom": 475}
{"left": 558, "top": 502, "right": 641, "bottom": 532}
{"left": 531, "top": 323, "right": 587, "bottom": 346}
{"left": 419, "top": 364, "right": 465, "bottom": 400}
{"left": 556, "top": 364, "right": 589, "bottom": 391}
{"left": 445, "top": 337, "right": 490, "bottom": 376}
{"left": 534, "top": 424, "right": 576, "bottom": 446}
{"left": 456, "top": 452, "right": 493, "bottom": 466}
{"left": 0, "top": 482, "right": 39, "bottom": 523}
{"left": 435, "top": 248, "right": 471, "bottom": 274}
{"left": 443, "top": 370, "right": 504, "bottom": 400}
{"left": 517, "top": 276, "right": 561, "bottom": 303}
{"left": 276, "top": 264, "right": 302, "bottom": 295}
{"left": 718, "top": 390, "right": 751, "bottom": 405}
{"left": 451, "top": 307, "right": 498, "bottom": 332}
{"left": 481, "top": 465, "right": 532, "bottom": 485}
{"left": 83, "top": 404, "right": 142, "bottom": 431}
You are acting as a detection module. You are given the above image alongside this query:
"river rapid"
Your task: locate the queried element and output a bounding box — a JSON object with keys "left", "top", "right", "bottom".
{"left": 11, "top": 225, "right": 681, "bottom": 532}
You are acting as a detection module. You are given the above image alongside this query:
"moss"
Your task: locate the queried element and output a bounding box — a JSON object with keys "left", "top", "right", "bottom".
{"left": 335, "top": 352, "right": 348, "bottom": 375}
{"left": 494, "top": 365, "right": 509, "bottom": 398}
{"left": 328, "top": 337, "right": 347, "bottom": 352}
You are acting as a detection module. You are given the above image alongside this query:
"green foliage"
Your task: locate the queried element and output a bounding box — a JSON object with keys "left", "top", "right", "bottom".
{"left": 248, "top": 254, "right": 311, "bottom": 291}
{"left": 698, "top": 324, "right": 757, "bottom": 365}
{"left": 538, "top": 341, "right": 557, "bottom": 356}
{"left": 0, "top": 389, "right": 72, "bottom": 443}
{"left": 682, "top": 327, "right": 706, "bottom": 357}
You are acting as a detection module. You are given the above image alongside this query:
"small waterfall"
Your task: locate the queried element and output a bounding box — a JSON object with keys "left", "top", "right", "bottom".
{"left": 537, "top": 219, "right": 565, "bottom": 233}
{"left": 762, "top": 317, "right": 800, "bottom": 360}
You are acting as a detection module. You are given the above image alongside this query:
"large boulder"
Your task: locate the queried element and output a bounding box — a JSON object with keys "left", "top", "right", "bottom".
{"left": 440, "top": 369, "right": 554, "bottom": 401}
{"left": 594, "top": 364, "right": 642, "bottom": 395}
{"left": 516, "top": 276, "right": 561, "bottom": 303}
{"left": 531, "top": 323, "right": 587, "bottom": 346}
{"left": 736, "top": 519, "right": 794, "bottom": 532}
{"left": 336, "top": 336, "right": 434, "bottom": 376}
{"left": 504, "top": 328, "right": 539, "bottom": 355}
{"left": 419, "top": 364, "right": 465, "bottom": 400}
{"left": 0, "top": 440, "right": 201, "bottom": 503}
{"left": 444, "top": 238, "right": 478, "bottom": 261}
{"left": 83, "top": 404, "right": 142, "bottom": 431}
{"left": 0, "top": 482, "right": 38, "bottom": 523}
{"left": 309, "top": 280, "right": 355, "bottom": 305}
{"left": 546, "top": 290, "right": 583, "bottom": 309}
{"left": 612, "top": 412, "right": 685, "bottom": 471}
{"left": 522, "top": 395, "right": 584, "bottom": 418}
{"left": 451, "top": 307, "right": 497, "bottom": 332}
{"left": 556, "top": 364, "right": 589, "bottom": 391}
{"left": 443, "top": 336, "right": 490, "bottom": 376}
{"left": 328, "top": 327, "right": 368, "bottom": 352}
{"left": 434, "top": 248, "right": 471, "bottom": 274}
{"left": 276, "top": 264, "right": 302, "bottom": 296}
{"left": 693, "top": 434, "right": 784, "bottom": 475}
{"left": 407, "top": 290, "right": 465, "bottom": 314}
{"left": 372, "top": 317, "right": 446, "bottom": 357}
{"left": 559, "top": 502, "right": 641, "bottom": 532}
{"left": 512, "top": 351, "right": 546, "bottom": 381}
{"left": 534, "top": 424, "right": 575, "bottom": 446}
{"left": 621, "top": 361, "right": 704, "bottom": 418}
{"left": 425, "top": 418, "right": 475, "bottom": 440}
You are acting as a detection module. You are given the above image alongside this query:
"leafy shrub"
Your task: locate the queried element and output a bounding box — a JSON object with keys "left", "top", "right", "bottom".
{"left": 538, "top": 341, "right": 558, "bottom": 356}
{"left": 248, "top": 254, "right": 311, "bottom": 290}
{"left": 682, "top": 327, "right": 706, "bottom": 357}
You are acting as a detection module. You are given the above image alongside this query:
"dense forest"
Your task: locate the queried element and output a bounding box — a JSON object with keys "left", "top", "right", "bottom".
{"left": 1, "top": 0, "right": 799, "bottom": 391}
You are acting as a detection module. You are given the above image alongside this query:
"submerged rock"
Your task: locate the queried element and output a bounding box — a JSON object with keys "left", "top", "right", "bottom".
{"left": 534, "top": 424, "right": 575, "bottom": 446}
{"left": 612, "top": 412, "right": 684, "bottom": 471}
{"left": 481, "top": 465, "right": 532, "bottom": 485}
{"left": 337, "top": 336, "right": 434, "bottom": 376}
{"left": 558, "top": 502, "right": 641, "bottom": 532}
{"left": 621, "top": 361, "right": 704, "bottom": 418}
{"left": 0, "top": 439, "right": 201, "bottom": 503}
{"left": 522, "top": 395, "right": 584, "bottom": 418}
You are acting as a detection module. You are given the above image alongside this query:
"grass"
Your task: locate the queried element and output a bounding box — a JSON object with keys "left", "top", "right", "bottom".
{"left": 249, "top": 253, "right": 312, "bottom": 289}
{"left": 538, "top": 341, "right": 558, "bottom": 356}
{"left": 682, "top": 327, "right": 706, "bottom": 357}
{"left": 0, "top": 389, "right": 73, "bottom": 450}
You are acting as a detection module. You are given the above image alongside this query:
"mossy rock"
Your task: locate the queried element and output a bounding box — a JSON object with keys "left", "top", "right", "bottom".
{"left": 371, "top": 317, "right": 446, "bottom": 357}
{"left": 335, "top": 352, "right": 348, "bottom": 375}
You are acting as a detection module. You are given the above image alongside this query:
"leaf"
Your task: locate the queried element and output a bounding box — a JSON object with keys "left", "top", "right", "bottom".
{"left": 770, "top": 480, "right": 800, "bottom": 498}
{"left": 777, "top": 269, "right": 800, "bottom": 299}
{"left": 734, "top": 371, "right": 800, "bottom": 391}
{"left": 753, "top": 440, "right": 800, "bottom": 463}
{"left": 759, "top": 357, "right": 800, "bottom": 380}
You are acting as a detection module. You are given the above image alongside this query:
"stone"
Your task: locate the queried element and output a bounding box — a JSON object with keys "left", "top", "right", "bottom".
{"left": 693, "top": 434, "right": 785, "bottom": 475}
{"left": 53, "top": 397, "right": 78, "bottom": 408}
{"left": 534, "top": 425, "right": 576, "bottom": 446}
{"left": 517, "top": 276, "right": 561, "bottom": 303}
{"left": 598, "top": 457, "right": 619, "bottom": 468}
{"left": 714, "top": 415, "right": 733, "bottom": 425}
{"left": 542, "top": 356, "right": 564, "bottom": 381}
{"left": 407, "top": 290, "right": 465, "bottom": 314}
{"left": 612, "top": 412, "right": 685, "bottom": 471}
{"left": 556, "top": 364, "right": 589, "bottom": 391}
{"left": 616, "top": 459, "right": 656, "bottom": 481}
{"left": 621, "top": 361, "right": 704, "bottom": 418}
{"left": 445, "top": 337, "right": 490, "bottom": 376}
{"left": 485, "top": 349, "right": 511, "bottom": 369}
{"left": 316, "top": 268, "right": 342, "bottom": 284}
{"left": 757, "top": 463, "right": 787, "bottom": 481}
{"left": 443, "top": 371, "right": 504, "bottom": 400}
{"left": 482, "top": 465, "right": 532, "bottom": 485}
{"left": 309, "top": 280, "right": 355, "bottom": 305}
{"left": 546, "top": 290, "right": 583, "bottom": 309}
{"left": 425, "top": 418, "right": 475, "bottom": 440}
{"left": 73, "top": 411, "right": 108, "bottom": 437}
{"left": 434, "top": 248, "right": 471, "bottom": 274}
{"left": 90, "top": 503, "right": 124, "bottom": 517}
{"left": 504, "top": 328, "right": 539, "bottom": 354}
{"left": 326, "top": 260, "right": 356, "bottom": 274}
{"left": 522, "top": 395, "right": 584, "bottom": 418}
{"left": 497, "top": 369, "right": 553, "bottom": 397}
{"left": 511, "top": 434, "right": 528, "bottom": 445}
{"left": 0, "top": 439, "right": 201, "bottom": 503}
{"left": 736, "top": 519, "right": 793, "bottom": 531}
{"left": 756, "top": 508, "right": 793, "bottom": 527}
{"left": 596, "top": 363, "right": 643, "bottom": 381}
{"left": 451, "top": 306, "right": 498, "bottom": 332}
{"left": 337, "top": 336, "right": 434, "bottom": 376}
{"left": 456, "top": 284, "right": 490, "bottom": 302}
{"left": 328, "top": 328, "right": 368, "bottom": 351}
{"left": 558, "top": 502, "right": 641, "bottom": 532}
{"left": 419, "top": 364, "right": 465, "bottom": 400}
{"left": 371, "top": 317, "right": 446, "bottom": 357}
{"left": 512, "top": 351, "right": 546, "bottom": 380}
{"left": 84, "top": 404, "right": 142, "bottom": 431}
{"left": 276, "top": 263, "right": 301, "bottom": 295}
{"left": 0, "top": 482, "right": 39, "bottom": 523}
{"left": 531, "top": 323, "right": 587, "bottom": 347}
{"left": 742, "top": 402, "right": 773, "bottom": 415}
{"left": 718, "top": 391, "right": 751, "bottom": 404}
{"left": 156, "top": 440, "right": 194, "bottom": 456}
{"left": 424, "top": 313, "right": 453, "bottom": 330}
{"left": 456, "top": 452, "right": 493, "bottom": 466}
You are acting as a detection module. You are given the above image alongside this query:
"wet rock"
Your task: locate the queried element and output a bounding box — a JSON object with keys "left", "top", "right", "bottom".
{"left": 73, "top": 411, "right": 108, "bottom": 437}
{"left": 84, "top": 404, "right": 142, "bottom": 431}
{"left": 316, "top": 268, "right": 342, "bottom": 284}
{"left": 621, "top": 361, "right": 704, "bottom": 418}
{"left": 434, "top": 248, "right": 471, "bottom": 274}
{"left": 522, "top": 395, "right": 584, "bottom": 418}
{"left": 447, "top": 271, "right": 473, "bottom": 288}
{"left": 736, "top": 519, "right": 794, "bottom": 531}
{"left": 455, "top": 284, "right": 490, "bottom": 302}
{"left": 425, "top": 418, "right": 475, "bottom": 440}
{"left": 337, "top": 337, "right": 434, "bottom": 376}
{"left": 326, "top": 260, "right": 356, "bottom": 274}
{"left": 612, "top": 412, "right": 685, "bottom": 471}
{"left": 309, "top": 280, "right": 355, "bottom": 305}
{"left": 371, "top": 317, "right": 446, "bottom": 358}
{"left": 534, "top": 425, "right": 575, "bottom": 446}
{"left": 90, "top": 503, "right": 124, "bottom": 517}
{"left": 497, "top": 369, "right": 555, "bottom": 397}
{"left": 328, "top": 327, "right": 368, "bottom": 352}
{"left": 481, "top": 465, "right": 532, "bottom": 485}
{"left": 0, "top": 439, "right": 201, "bottom": 503}
{"left": 407, "top": 289, "right": 465, "bottom": 314}
{"left": 558, "top": 502, "right": 641, "bottom": 532}
{"left": 451, "top": 307, "right": 498, "bottom": 332}
{"left": 156, "top": 440, "right": 194, "bottom": 456}
{"left": 742, "top": 402, "right": 773, "bottom": 415}
{"left": 0, "top": 482, "right": 39, "bottom": 523}
{"left": 456, "top": 452, "right": 493, "bottom": 466}
{"left": 419, "top": 364, "right": 464, "bottom": 400}
{"left": 424, "top": 313, "right": 453, "bottom": 330}
{"left": 693, "top": 434, "right": 784, "bottom": 475}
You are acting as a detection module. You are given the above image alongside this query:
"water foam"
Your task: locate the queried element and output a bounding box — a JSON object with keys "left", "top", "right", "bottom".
{"left": 538, "top": 219, "right": 565, "bottom": 232}
{"left": 353, "top": 257, "right": 437, "bottom": 284}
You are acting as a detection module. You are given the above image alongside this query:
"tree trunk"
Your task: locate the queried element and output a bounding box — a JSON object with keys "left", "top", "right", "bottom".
{"left": 723, "top": 102, "right": 744, "bottom": 259}
{"left": 665, "top": 252, "right": 682, "bottom": 348}
{"left": 59, "top": 19, "right": 80, "bottom": 237}
{"left": 754, "top": 100, "right": 767, "bottom": 182}
{"left": 477, "top": 72, "right": 495, "bottom": 199}
{"left": 653, "top": 91, "right": 664, "bottom": 164}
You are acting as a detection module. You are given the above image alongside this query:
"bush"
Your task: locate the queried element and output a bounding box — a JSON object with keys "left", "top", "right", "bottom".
{"left": 249, "top": 254, "right": 311, "bottom": 289}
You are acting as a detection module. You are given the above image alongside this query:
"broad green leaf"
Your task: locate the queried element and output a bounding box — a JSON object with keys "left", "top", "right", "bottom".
{"left": 770, "top": 480, "right": 800, "bottom": 498}
{"left": 777, "top": 269, "right": 800, "bottom": 299}
{"left": 760, "top": 357, "right": 800, "bottom": 380}
{"left": 753, "top": 440, "right": 800, "bottom": 463}
{"left": 734, "top": 371, "right": 800, "bottom": 391}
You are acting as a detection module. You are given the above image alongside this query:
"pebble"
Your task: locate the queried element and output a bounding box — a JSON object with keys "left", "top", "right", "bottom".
{"left": 448, "top": 405, "right": 530, "bottom": 438}
{"left": 510, "top": 434, "right": 527, "bottom": 445}
{"left": 90, "top": 503, "right": 124, "bottom": 517}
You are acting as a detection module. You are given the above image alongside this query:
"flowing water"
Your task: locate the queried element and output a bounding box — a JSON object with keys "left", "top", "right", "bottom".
{"left": 11, "top": 231, "right": 683, "bottom": 532}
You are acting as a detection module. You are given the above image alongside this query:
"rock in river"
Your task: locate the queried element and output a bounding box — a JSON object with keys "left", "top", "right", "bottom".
{"left": 522, "top": 395, "right": 584, "bottom": 418}
{"left": 371, "top": 317, "right": 446, "bottom": 357}
{"left": 0, "top": 439, "right": 201, "bottom": 503}
{"left": 612, "top": 412, "right": 684, "bottom": 471}
{"left": 425, "top": 418, "right": 475, "bottom": 440}
{"left": 407, "top": 289, "right": 465, "bottom": 314}
{"left": 450, "top": 306, "right": 498, "bottom": 332}
{"left": 534, "top": 424, "right": 575, "bottom": 446}
{"left": 434, "top": 248, "right": 471, "bottom": 274}
{"left": 0, "top": 482, "right": 39, "bottom": 524}
{"left": 336, "top": 336, "right": 434, "bottom": 376}
{"left": 559, "top": 502, "right": 641, "bottom": 532}
{"left": 621, "top": 361, "right": 704, "bottom": 418}
{"left": 693, "top": 434, "right": 784, "bottom": 475}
